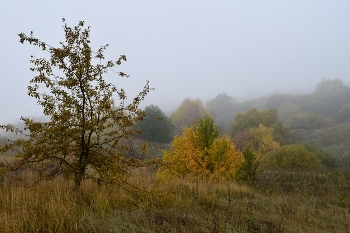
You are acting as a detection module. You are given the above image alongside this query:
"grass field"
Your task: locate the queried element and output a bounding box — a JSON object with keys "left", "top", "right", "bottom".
{"left": 0, "top": 166, "right": 349, "bottom": 233}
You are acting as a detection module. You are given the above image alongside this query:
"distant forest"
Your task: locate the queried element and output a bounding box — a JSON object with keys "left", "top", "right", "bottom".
{"left": 205, "top": 78, "right": 350, "bottom": 135}
{"left": 132, "top": 78, "right": 350, "bottom": 170}
{"left": 2, "top": 78, "right": 348, "bottom": 140}
{"left": 2, "top": 78, "right": 349, "bottom": 158}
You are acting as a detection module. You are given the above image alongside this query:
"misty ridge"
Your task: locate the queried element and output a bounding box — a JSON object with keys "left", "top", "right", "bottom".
{"left": 1, "top": 77, "right": 349, "bottom": 141}
{"left": 6, "top": 78, "right": 350, "bottom": 127}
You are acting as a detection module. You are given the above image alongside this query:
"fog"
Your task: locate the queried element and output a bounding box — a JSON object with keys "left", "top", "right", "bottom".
{"left": 1, "top": 1, "right": 350, "bottom": 124}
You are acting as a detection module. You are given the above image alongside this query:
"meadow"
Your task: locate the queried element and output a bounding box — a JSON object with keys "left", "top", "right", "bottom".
{"left": 0, "top": 165, "right": 349, "bottom": 233}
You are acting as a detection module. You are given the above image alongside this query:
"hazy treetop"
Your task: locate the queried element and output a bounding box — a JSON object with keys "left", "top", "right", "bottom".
{"left": 1, "top": 1, "right": 350, "bottom": 124}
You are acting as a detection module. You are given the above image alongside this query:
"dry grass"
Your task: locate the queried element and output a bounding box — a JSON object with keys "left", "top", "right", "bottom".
{"left": 0, "top": 166, "right": 349, "bottom": 232}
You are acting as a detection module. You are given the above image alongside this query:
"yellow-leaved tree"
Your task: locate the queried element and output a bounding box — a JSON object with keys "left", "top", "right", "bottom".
{"left": 237, "top": 124, "right": 280, "bottom": 185}
{"left": 157, "top": 116, "right": 243, "bottom": 181}
{"left": 170, "top": 98, "right": 210, "bottom": 135}
{"left": 245, "top": 124, "right": 280, "bottom": 159}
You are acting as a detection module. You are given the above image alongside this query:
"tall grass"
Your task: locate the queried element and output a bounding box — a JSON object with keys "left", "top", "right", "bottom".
{"left": 0, "top": 166, "right": 349, "bottom": 232}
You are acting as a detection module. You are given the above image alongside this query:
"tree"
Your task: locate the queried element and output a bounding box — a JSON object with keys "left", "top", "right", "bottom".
{"left": 278, "top": 104, "right": 302, "bottom": 123}
{"left": 232, "top": 131, "right": 252, "bottom": 150}
{"left": 303, "top": 100, "right": 338, "bottom": 117}
{"left": 233, "top": 124, "right": 279, "bottom": 183}
{"left": 194, "top": 116, "right": 219, "bottom": 151}
{"left": 0, "top": 19, "right": 152, "bottom": 187}
{"left": 285, "top": 112, "right": 333, "bottom": 130}
{"left": 206, "top": 93, "right": 239, "bottom": 135}
{"left": 237, "top": 148, "right": 258, "bottom": 186}
{"left": 206, "top": 93, "right": 238, "bottom": 117}
{"left": 134, "top": 105, "right": 173, "bottom": 143}
{"left": 231, "top": 108, "right": 291, "bottom": 145}
{"left": 315, "top": 78, "right": 344, "bottom": 95}
{"left": 231, "top": 108, "right": 261, "bottom": 136}
{"left": 265, "top": 93, "right": 293, "bottom": 109}
{"left": 158, "top": 126, "right": 208, "bottom": 179}
{"left": 170, "top": 98, "right": 209, "bottom": 135}
{"left": 244, "top": 124, "right": 280, "bottom": 161}
{"left": 313, "top": 78, "right": 350, "bottom": 112}
{"left": 157, "top": 116, "right": 243, "bottom": 180}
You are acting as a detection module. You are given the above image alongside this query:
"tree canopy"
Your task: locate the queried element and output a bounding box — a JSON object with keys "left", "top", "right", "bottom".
{"left": 0, "top": 19, "right": 152, "bottom": 187}
{"left": 206, "top": 93, "right": 239, "bottom": 135}
{"left": 231, "top": 108, "right": 290, "bottom": 145}
{"left": 134, "top": 105, "right": 173, "bottom": 143}
{"left": 206, "top": 93, "right": 238, "bottom": 117}
{"left": 157, "top": 116, "right": 243, "bottom": 181}
{"left": 244, "top": 124, "right": 280, "bottom": 159}
{"left": 170, "top": 98, "right": 209, "bottom": 135}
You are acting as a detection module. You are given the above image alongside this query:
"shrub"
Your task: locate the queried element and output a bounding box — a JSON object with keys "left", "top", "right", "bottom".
{"left": 302, "top": 143, "right": 338, "bottom": 170}
{"left": 261, "top": 144, "right": 325, "bottom": 171}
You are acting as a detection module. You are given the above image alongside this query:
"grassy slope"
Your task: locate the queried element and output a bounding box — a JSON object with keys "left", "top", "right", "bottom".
{"left": 0, "top": 167, "right": 349, "bottom": 233}
{"left": 291, "top": 123, "right": 350, "bottom": 168}
{"left": 1, "top": 125, "right": 350, "bottom": 232}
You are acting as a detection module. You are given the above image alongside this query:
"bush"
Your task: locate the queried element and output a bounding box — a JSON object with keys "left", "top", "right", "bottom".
{"left": 302, "top": 143, "right": 338, "bottom": 170}
{"left": 261, "top": 144, "right": 325, "bottom": 171}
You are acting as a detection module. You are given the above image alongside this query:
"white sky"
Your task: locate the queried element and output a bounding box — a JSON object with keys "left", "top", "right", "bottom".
{"left": 1, "top": 1, "right": 350, "bottom": 124}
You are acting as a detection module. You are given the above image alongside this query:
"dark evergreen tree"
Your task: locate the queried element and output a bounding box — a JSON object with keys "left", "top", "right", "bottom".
{"left": 135, "top": 105, "right": 173, "bottom": 143}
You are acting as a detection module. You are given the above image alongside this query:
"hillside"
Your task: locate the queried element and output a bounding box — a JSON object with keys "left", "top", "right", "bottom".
{"left": 291, "top": 124, "right": 350, "bottom": 168}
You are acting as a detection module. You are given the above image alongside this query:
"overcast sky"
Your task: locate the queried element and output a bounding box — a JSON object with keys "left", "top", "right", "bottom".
{"left": 1, "top": 1, "right": 350, "bottom": 124}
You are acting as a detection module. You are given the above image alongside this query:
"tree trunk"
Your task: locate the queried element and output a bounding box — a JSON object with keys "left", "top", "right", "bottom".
{"left": 74, "top": 168, "right": 85, "bottom": 187}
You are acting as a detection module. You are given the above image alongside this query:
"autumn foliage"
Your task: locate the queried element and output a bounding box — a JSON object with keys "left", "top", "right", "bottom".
{"left": 260, "top": 143, "right": 337, "bottom": 171}
{"left": 170, "top": 98, "right": 209, "bottom": 135}
{"left": 231, "top": 108, "right": 290, "bottom": 145}
{"left": 0, "top": 19, "right": 152, "bottom": 187}
{"left": 244, "top": 124, "right": 280, "bottom": 159}
{"left": 260, "top": 144, "right": 325, "bottom": 171}
{"left": 157, "top": 117, "right": 243, "bottom": 180}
